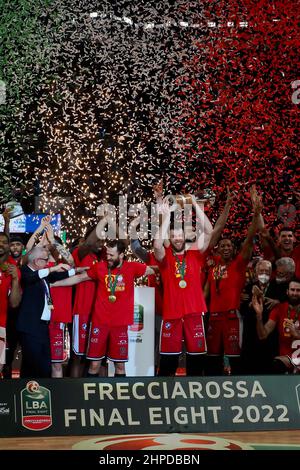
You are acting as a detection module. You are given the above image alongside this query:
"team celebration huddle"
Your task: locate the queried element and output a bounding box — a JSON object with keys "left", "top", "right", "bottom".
{"left": 0, "top": 182, "right": 299, "bottom": 379}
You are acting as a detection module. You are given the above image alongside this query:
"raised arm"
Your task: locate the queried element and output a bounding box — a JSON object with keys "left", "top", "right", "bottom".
{"left": 21, "top": 263, "right": 73, "bottom": 286}
{"left": 187, "top": 196, "right": 213, "bottom": 252}
{"left": 44, "top": 223, "right": 74, "bottom": 266}
{"left": 208, "top": 188, "right": 235, "bottom": 249}
{"left": 250, "top": 184, "right": 265, "bottom": 232}
{"left": 240, "top": 187, "right": 263, "bottom": 261}
{"left": 154, "top": 180, "right": 171, "bottom": 248}
{"left": 153, "top": 200, "right": 171, "bottom": 262}
{"left": 153, "top": 179, "right": 164, "bottom": 206}
{"left": 51, "top": 270, "right": 91, "bottom": 287}
{"left": 2, "top": 208, "right": 11, "bottom": 239}
{"left": 26, "top": 215, "right": 51, "bottom": 252}
{"left": 259, "top": 228, "right": 280, "bottom": 262}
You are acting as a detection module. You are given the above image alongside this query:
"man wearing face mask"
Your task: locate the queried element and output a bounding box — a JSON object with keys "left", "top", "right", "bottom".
{"left": 240, "top": 260, "right": 279, "bottom": 374}
{"left": 263, "top": 257, "right": 295, "bottom": 311}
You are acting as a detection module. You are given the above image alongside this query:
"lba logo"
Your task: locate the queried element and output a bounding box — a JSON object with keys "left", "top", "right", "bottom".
{"left": 21, "top": 381, "right": 52, "bottom": 431}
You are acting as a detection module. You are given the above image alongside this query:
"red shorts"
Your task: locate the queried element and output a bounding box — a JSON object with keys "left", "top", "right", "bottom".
{"left": 206, "top": 310, "right": 242, "bottom": 357}
{"left": 49, "top": 322, "right": 65, "bottom": 363}
{"left": 86, "top": 324, "right": 128, "bottom": 362}
{"left": 72, "top": 313, "right": 91, "bottom": 355}
{"left": 160, "top": 313, "right": 207, "bottom": 355}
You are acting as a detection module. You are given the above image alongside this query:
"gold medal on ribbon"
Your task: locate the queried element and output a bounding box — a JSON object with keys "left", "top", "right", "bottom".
{"left": 174, "top": 252, "right": 187, "bottom": 290}
{"left": 108, "top": 264, "right": 123, "bottom": 304}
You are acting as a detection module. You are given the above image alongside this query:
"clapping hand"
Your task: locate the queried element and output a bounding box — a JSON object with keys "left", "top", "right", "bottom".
{"left": 44, "top": 223, "right": 55, "bottom": 244}
{"left": 252, "top": 293, "right": 264, "bottom": 319}
{"left": 40, "top": 215, "right": 51, "bottom": 230}
{"left": 226, "top": 186, "right": 237, "bottom": 205}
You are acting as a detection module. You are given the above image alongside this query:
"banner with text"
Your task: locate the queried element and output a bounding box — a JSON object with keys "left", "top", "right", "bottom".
{"left": 0, "top": 376, "right": 300, "bottom": 437}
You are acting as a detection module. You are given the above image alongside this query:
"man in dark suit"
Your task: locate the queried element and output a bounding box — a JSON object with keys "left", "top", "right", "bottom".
{"left": 17, "top": 245, "right": 84, "bottom": 378}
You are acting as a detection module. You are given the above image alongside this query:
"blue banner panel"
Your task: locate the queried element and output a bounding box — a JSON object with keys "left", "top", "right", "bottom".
{"left": 0, "top": 214, "right": 61, "bottom": 233}
{"left": 25, "top": 214, "right": 61, "bottom": 233}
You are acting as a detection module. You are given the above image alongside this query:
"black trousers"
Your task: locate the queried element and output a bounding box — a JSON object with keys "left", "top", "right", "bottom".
{"left": 2, "top": 310, "right": 20, "bottom": 378}
{"left": 19, "top": 332, "right": 51, "bottom": 378}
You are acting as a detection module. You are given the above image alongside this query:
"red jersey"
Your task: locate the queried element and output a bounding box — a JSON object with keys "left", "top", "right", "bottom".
{"left": 147, "top": 252, "right": 163, "bottom": 316}
{"left": 72, "top": 247, "right": 98, "bottom": 316}
{"left": 0, "top": 260, "right": 21, "bottom": 328}
{"left": 158, "top": 246, "right": 206, "bottom": 320}
{"left": 45, "top": 261, "right": 72, "bottom": 323}
{"left": 87, "top": 260, "right": 147, "bottom": 326}
{"left": 270, "top": 302, "right": 300, "bottom": 357}
{"left": 72, "top": 248, "right": 80, "bottom": 267}
{"left": 201, "top": 249, "right": 221, "bottom": 286}
{"left": 208, "top": 254, "right": 248, "bottom": 312}
{"left": 7, "top": 256, "right": 18, "bottom": 266}
{"left": 50, "top": 285, "right": 73, "bottom": 323}
{"left": 0, "top": 268, "right": 12, "bottom": 328}
{"left": 292, "top": 245, "right": 300, "bottom": 278}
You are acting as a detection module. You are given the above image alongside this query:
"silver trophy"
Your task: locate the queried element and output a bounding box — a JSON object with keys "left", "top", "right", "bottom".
{"left": 5, "top": 200, "right": 24, "bottom": 218}
{"left": 196, "top": 189, "right": 216, "bottom": 206}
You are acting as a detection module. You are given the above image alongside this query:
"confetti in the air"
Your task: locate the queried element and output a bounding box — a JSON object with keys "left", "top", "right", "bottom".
{"left": 0, "top": 0, "right": 299, "bottom": 242}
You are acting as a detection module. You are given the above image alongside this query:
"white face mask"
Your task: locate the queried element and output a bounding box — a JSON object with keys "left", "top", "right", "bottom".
{"left": 258, "top": 274, "right": 270, "bottom": 284}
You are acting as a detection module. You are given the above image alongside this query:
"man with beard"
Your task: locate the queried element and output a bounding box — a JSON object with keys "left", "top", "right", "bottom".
{"left": 204, "top": 192, "right": 262, "bottom": 375}
{"left": 154, "top": 197, "right": 213, "bottom": 376}
{"left": 0, "top": 233, "right": 22, "bottom": 374}
{"left": 9, "top": 235, "right": 24, "bottom": 266}
{"left": 70, "top": 240, "right": 155, "bottom": 377}
{"left": 253, "top": 279, "right": 300, "bottom": 374}
{"left": 2, "top": 235, "right": 24, "bottom": 378}
{"left": 262, "top": 228, "right": 300, "bottom": 278}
